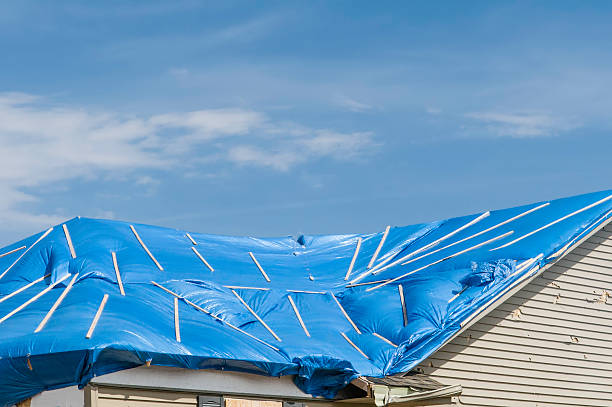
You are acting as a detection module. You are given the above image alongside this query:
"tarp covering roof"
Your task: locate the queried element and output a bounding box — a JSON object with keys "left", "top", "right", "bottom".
{"left": 1, "top": 190, "right": 612, "bottom": 406}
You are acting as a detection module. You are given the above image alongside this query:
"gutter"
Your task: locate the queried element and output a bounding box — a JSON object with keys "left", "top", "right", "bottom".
{"left": 387, "top": 384, "right": 462, "bottom": 404}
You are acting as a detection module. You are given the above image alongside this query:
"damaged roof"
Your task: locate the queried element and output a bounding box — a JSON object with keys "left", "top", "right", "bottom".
{"left": 1, "top": 190, "right": 611, "bottom": 406}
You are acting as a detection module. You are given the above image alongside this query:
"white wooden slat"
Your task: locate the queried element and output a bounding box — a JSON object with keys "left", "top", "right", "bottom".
{"left": 287, "top": 295, "right": 310, "bottom": 337}
{"left": 62, "top": 224, "right": 77, "bottom": 259}
{"left": 191, "top": 247, "right": 214, "bottom": 272}
{"left": 151, "top": 281, "right": 279, "bottom": 352}
{"left": 0, "top": 273, "right": 70, "bottom": 324}
{"left": 490, "top": 193, "right": 612, "bottom": 250}
{"left": 367, "top": 226, "right": 390, "bottom": 268}
{"left": 35, "top": 273, "right": 79, "bottom": 333}
{"left": 0, "top": 245, "right": 25, "bottom": 259}
{"left": 362, "top": 211, "right": 491, "bottom": 279}
{"left": 130, "top": 225, "right": 164, "bottom": 271}
{"left": 367, "top": 230, "right": 513, "bottom": 291}
{"left": 0, "top": 273, "right": 51, "bottom": 304}
{"left": 340, "top": 332, "right": 368, "bottom": 359}
{"left": 185, "top": 233, "right": 197, "bottom": 245}
{"left": 406, "top": 203, "right": 550, "bottom": 268}
{"left": 111, "top": 252, "right": 125, "bottom": 296}
{"left": 0, "top": 227, "right": 53, "bottom": 280}
{"left": 372, "top": 332, "right": 397, "bottom": 347}
{"left": 174, "top": 297, "right": 181, "bottom": 343}
{"left": 398, "top": 284, "right": 407, "bottom": 326}
{"left": 330, "top": 293, "right": 361, "bottom": 334}
{"left": 86, "top": 294, "right": 109, "bottom": 339}
{"left": 344, "top": 237, "right": 362, "bottom": 280}
{"left": 248, "top": 252, "right": 270, "bottom": 282}
{"left": 231, "top": 289, "right": 281, "bottom": 341}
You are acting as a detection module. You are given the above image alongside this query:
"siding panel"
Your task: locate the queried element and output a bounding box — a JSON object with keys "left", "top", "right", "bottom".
{"left": 421, "top": 229, "right": 612, "bottom": 406}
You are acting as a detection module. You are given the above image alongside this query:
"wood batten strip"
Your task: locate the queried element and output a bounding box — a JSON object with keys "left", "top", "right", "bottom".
{"left": 368, "top": 226, "right": 390, "bottom": 269}
{"left": 62, "top": 224, "right": 76, "bottom": 259}
{"left": 150, "top": 281, "right": 279, "bottom": 352}
{"left": 448, "top": 286, "right": 467, "bottom": 304}
{"left": 404, "top": 203, "right": 551, "bottom": 266}
{"left": 231, "top": 289, "right": 281, "bottom": 341}
{"left": 0, "top": 273, "right": 51, "bottom": 304}
{"left": 491, "top": 194, "right": 612, "bottom": 251}
{"left": 185, "top": 233, "right": 197, "bottom": 245}
{"left": 0, "top": 227, "right": 53, "bottom": 281}
{"left": 248, "top": 252, "right": 270, "bottom": 282}
{"left": 287, "top": 295, "right": 310, "bottom": 337}
{"left": 111, "top": 252, "right": 125, "bottom": 296}
{"left": 346, "top": 279, "right": 391, "bottom": 288}
{"left": 286, "top": 289, "right": 326, "bottom": 294}
{"left": 547, "top": 209, "right": 612, "bottom": 260}
{"left": 35, "top": 273, "right": 79, "bottom": 333}
{"left": 340, "top": 332, "right": 369, "bottom": 359}
{"left": 130, "top": 225, "right": 164, "bottom": 271}
{"left": 0, "top": 273, "right": 70, "bottom": 324}
{"left": 366, "top": 231, "right": 513, "bottom": 292}
{"left": 0, "top": 245, "right": 26, "bottom": 259}
{"left": 224, "top": 285, "right": 270, "bottom": 291}
{"left": 86, "top": 294, "right": 109, "bottom": 339}
{"left": 174, "top": 297, "right": 181, "bottom": 342}
{"left": 344, "top": 238, "right": 362, "bottom": 281}
{"left": 372, "top": 332, "right": 398, "bottom": 347}
{"left": 330, "top": 293, "right": 361, "bottom": 334}
{"left": 508, "top": 254, "right": 544, "bottom": 278}
{"left": 369, "top": 211, "right": 491, "bottom": 276}
{"left": 398, "top": 284, "right": 407, "bottom": 326}
{"left": 192, "top": 247, "right": 214, "bottom": 272}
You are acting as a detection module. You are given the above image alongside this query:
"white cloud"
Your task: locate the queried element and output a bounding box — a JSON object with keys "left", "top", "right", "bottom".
{"left": 227, "top": 129, "right": 376, "bottom": 171}
{"left": 0, "top": 92, "right": 376, "bottom": 236}
{"left": 465, "top": 111, "right": 578, "bottom": 137}
{"left": 227, "top": 146, "right": 300, "bottom": 171}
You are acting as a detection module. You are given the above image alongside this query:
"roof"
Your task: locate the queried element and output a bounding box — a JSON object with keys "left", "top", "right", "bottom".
{"left": 1, "top": 190, "right": 611, "bottom": 406}
{"left": 364, "top": 373, "right": 446, "bottom": 391}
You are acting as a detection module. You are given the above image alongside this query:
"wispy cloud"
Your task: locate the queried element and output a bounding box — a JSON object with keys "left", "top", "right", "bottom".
{"left": 332, "top": 94, "right": 374, "bottom": 113}
{"left": 464, "top": 111, "right": 578, "bottom": 137}
{"left": 0, "top": 92, "right": 376, "bottom": 233}
{"left": 227, "top": 130, "right": 376, "bottom": 171}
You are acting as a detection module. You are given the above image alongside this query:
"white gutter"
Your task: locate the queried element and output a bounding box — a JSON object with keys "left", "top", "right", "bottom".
{"left": 386, "top": 384, "right": 462, "bottom": 405}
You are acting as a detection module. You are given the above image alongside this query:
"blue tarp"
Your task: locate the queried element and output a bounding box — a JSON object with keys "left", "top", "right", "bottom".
{"left": 1, "top": 190, "right": 612, "bottom": 406}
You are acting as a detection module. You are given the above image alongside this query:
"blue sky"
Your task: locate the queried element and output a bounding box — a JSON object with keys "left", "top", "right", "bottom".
{"left": 0, "top": 1, "right": 610, "bottom": 244}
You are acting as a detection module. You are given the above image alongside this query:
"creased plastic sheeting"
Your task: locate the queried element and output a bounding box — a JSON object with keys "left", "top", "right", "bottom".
{"left": 1, "top": 190, "right": 612, "bottom": 406}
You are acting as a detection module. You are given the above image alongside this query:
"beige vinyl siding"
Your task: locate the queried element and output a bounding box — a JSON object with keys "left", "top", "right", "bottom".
{"left": 420, "top": 224, "right": 612, "bottom": 407}
{"left": 92, "top": 386, "right": 339, "bottom": 407}
{"left": 96, "top": 386, "right": 197, "bottom": 406}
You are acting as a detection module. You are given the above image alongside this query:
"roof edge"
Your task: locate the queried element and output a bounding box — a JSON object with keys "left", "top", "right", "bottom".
{"left": 434, "top": 206, "right": 612, "bottom": 352}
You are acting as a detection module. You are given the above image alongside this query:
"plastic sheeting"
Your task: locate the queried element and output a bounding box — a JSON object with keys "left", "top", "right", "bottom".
{"left": 1, "top": 190, "right": 612, "bottom": 406}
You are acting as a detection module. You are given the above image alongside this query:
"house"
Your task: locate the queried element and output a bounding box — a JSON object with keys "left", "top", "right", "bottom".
{"left": 3, "top": 190, "right": 612, "bottom": 407}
